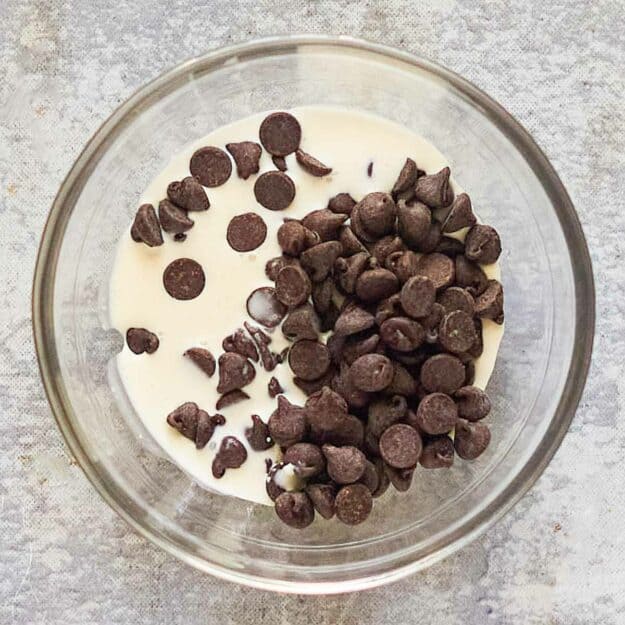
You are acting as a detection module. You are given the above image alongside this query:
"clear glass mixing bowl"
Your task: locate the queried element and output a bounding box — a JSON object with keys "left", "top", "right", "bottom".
{"left": 32, "top": 36, "right": 594, "bottom": 593}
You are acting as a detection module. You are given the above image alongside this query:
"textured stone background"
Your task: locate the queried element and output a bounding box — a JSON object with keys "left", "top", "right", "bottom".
{"left": 0, "top": 1, "right": 623, "bottom": 623}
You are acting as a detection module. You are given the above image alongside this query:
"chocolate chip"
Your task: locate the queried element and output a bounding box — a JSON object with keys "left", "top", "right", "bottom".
{"left": 419, "top": 436, "right": 455, "bottom": 468}
{"left": 296, "top": 148, "right": 332, "bottom": 176}
{"left": 196, "top": 412, "right": 226, "bottom": 449}
{"left": 259, "top": 112, "right": 301, "bottom": 156}
{"left": 318, "top": 301, "right": 340, "bottom": 332}
{"left": 399, "top": 275, "right": 436, "bottom": 319}
{"left": 222, "top": 329, "right": 259, "bottom": 362}
{"left": 244, "top": 414, "right": 273, "bottom": 451}
{"left": 305, "top": 484, "right": 336, "bottom": 519}
{"left": 131, "top": 204, "right": 163, "bottom": 247}
{"left": 354, "top": 192, "right": 397, "bottom": 238}
{"left": 267, "top": 377, "right": 283, "bottom": 399}
{"left": 277, "top": 221, "right": 318, "bottom": 256}
{"left": 415, "top": 392, "right": 458, "bottom": 435}
{"left": 442, "top": 193, "right": 476, "bottom": 233}
{"left": 367, "top": 395, "right": 407, "bottom": 438}
{"left": 414, "top": 166, "right": 453, "bottom": 208}
{"left": 167, "top": 402, "right": 225, "bottom": 449}
{"left": 272, "top": 155, "right": 287, "bottom": 171}
{"left": 420, "top": 354, "right": 466, "bottom": 394}
{"left": 397, "top": 200, "right": 430, "bottom": 247}
{"left": 465, "top": 224, "right": 502, "bottom": 265}
{"left": 339, "top": 226, "right": 368, "bottom": 256}
{"left": 225, "top": 141, "right": 262, "bottom": 179}
{"left": 216, "top": 352, "right": 256, "bottom": 394}
{"left": 454, "top": 419, "right": 491, "bottom": 460}
{"left": 300, "top": 240, "right": 343, "bottom": 282}
{"left": 375, "top": 293, "right": 402, "bottom": 325}
{"left": 282, "top": 303, "right": 320, "bottom": 342}
{"left": 184, "top": 347, "right": 216, "bottom": 376}
{"left": 437, "top": 286, "right": 475, "bottom": 315}
{"left": 293, "top": 366, "right": 337, "bottom": 398}
{"left": 265, "top": 255, "right": 300, "bottom": 281}
{"left": 416, "top": 253, "right": 455, "bottom": 290}
{"left": 371, "top": 458, "right": 390, "bottom": 497}
{"left": 475, "top": 279, "right": 504, "bottom": 323}
{"left": 368, "top": 236, "right": 404, "bottom": 266}
{"left": 310, "top": 278, "right": 333, "bottom": 314}
{"left": 379, "top": 423, "right": 422, "bottom": 469}
{"left": 163, "top": 258, "right": 205, "bottom": 300}
{"left": 334, "top": 302, "right": 375, "bottom": 336}
{"left": 334, "top": 252, "right": 369, "bottom": 294}
{"left": 417, "top": 221, "right": 442, "bottom": 254}
{"left": 421, "top": 302, "right": 446, "bottom": 335}
{"left": 302, "top": 209, "right": 347, "bottom": 242}
{"left": 246, "top": 287, "right": 287, "bottom": 328}
{"left": 321, "top": 444, "right": 365, "bottom": 485}
{"left": 126, "top": 328, "right": 159, "bottom": 354}
{"left": 455, "top": 386, "right": 491, "bottom": 421}
{"left": 254, "top": 171, "right": 296, "bottom": 211}
{"left": 380, "top": 317, "right": 425, "bottom": 352}
{"left": 167, "top": 176, "right": 210, "bottom": 212}
{"left": 158, "top": 199, "right": 194, "bottom": 234}
{"left": 349, "top": 204, "right": 378, "bottom": 243}
{"left": 385, "top": 361, "right": 417, "bottom": 397}
{"left": 335, "top": 483, "right": 372, "bottom": 525}
{"left": 266, "top": 462, "right": 286, "bottom": 501}
{"left": 215, "top": 390, "right": 249, "bottom": 410}
{"left": 267, "top": 396, "right": 307, "bottom": 447}
{"left": 385, "top": 465, "right": 414, "bottom": 492}
{"left": 455, "top": 255, "right": 489, "bottom": 295}
{"left": 275, "top": 264, "right": 312, "bottom": 308}
{"left": 284, "top": 443, "right": 325, "bottom": 478}
{"left": 244, "top": 322, "right": 279, "bottom": 371}
{"left": 350, "top": 354, "right": 393, "bottom": 392}
{"left": 331, "top": 362, "right": 372, "bottom": 411}
{"left": 367, "top": 161, "right": 374, "bottom": 177}
{"left": 189, "top": 146, "right": 232, "bottom": 187}
{"left": 439, "top": 310, "right": 478, "bottom": 354}
{"left": 288, "top": 340, "right": 330, "bottom": 381}
{"left": 392, "top": 158, "right": 418, "bottom": 195}
{"left": 274, "top": 491, "right": 314, "bottom": 529}
{"left": 355, "top": 268, "right": 399, "bottom": 303}
{"left": 385, "top": 250, "right": 417, "bottom": 284}
{"left": 435, "top": 236, "right": 465, "bottom": 257}
{"left": 306, "top": 387, "right": 364, "bottom": 447}
{"left": 342, "top": 333, "right": 380, "bottom": 365}
{"left": 226, "top": 213, "right": 267, "bottom": 252}
{"left": 328, "top": 193, "right": 356, "bottom": 216}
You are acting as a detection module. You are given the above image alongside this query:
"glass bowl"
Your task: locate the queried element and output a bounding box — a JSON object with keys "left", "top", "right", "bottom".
{"left": 32, "top": 36, "right": 594, "bottom": 593}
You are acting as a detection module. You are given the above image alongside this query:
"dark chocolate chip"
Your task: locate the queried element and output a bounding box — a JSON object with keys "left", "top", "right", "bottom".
{"left": 266, "top": 462, "right": 286, "bottom": 501}
{"left": 454, "top": 419, "right": 491, "bottom": 460}
{"left": 334, "top": 302, "right": 375, "bottom": 336}
{"left": 306, "top": 386, "right": 365, "bottom": 447}
{"left": 216, "top": 352, "right": 256, "bottom": 394}
{"left": 296, "top": 148, "right": 332, "bottom": 176}
{"left": 413, "top": 166, "right": 453, "bottom": 208}
{"left": 245, "top": 414, "right": 274, "bottom": 451}
{"left": 268, "top": 395, "right": 307, "bottom": 447}
{"left": 222, "top": 329, "right": 259, "bottom": 362}
{"left": 397, "top": 200, "right": 430, "bottom": 247}
{"left": 167, "top": 402, "right": 224, "bottom": 449}
{"left": 416, "top": 392, "right": 458, "bottom": 435}
{"left": 369, "top": 235, "right": 405, "bottom": 266}
{"left": 339, "top": 225, "right": 368, "bottom": 256}
{"left": 335, "top": 483, "right": 372, "bottom": 525}
{"left": 417, "top": 221, "right": 442, "bottom": 254}
{"left": 305, "top": 483, "right": 336, "bottom": 519}
{"left": 275, "top": 264, "right": 312, "bottom": 308}
{"left": 158, "top": 199, "right": 194, "bottom": 234}
{"left": 435, "top": 236, "right": 466, "bottom": 257}
{"left": 300, "top": 240, "right": 343, "bottom": 282}
{"left": 385, "top": 465, "right": 414, "bottom": 492}
{"left": 318, "top": 301, "right": 340, "bottom": 332}
{"left": 302, "top": 209, "right": 347, "bottom": 242}
{"left": 358, "top": 460, "right": 380, "bottom": 494}
{"left": 350, "top": 202, "right": 378, "bottom": 243}
{"left": 442, "top": 193, "right": 476, "bottom": 233}
{"left": 420, "top": 354, "right": 466, "bottom": 394}
{"left": 349, "top": 354, "right": 394, "bottom": 392}
{"left": 195, "top": 412, "right": 225, "bottom": 449}
{"left": 167, "top": 176, "right": 210, "bottom": 212}
{"left": 328, "top": 193, "right": 356, "bottom": 216}
{"left": 335, "top": 252, "right": 369, "bottom": 294}
{"left": 380, "top": 317, "right": 425, "bottom": 352}
{"left": 342, "top": 333, "right": 380, "bottom": 365}
{"left": 277, "top": 221, "right": 318, "bottom": 256}
{"left": 272, "top": 155, "right": 287, "bottom": 171}
{"left": 437, "top": 286, "right": 475, "bottom": 315}
{"left": 126, "top": 328, "right": 159, "bottom": 354}
{"left": 384, "top": 362, "right": 417, "bottom": 397}
{"left": 163, "top": 258, "right": 205, "bottom": 300}
{"left": 265, "top": 255, "right": 300, "bottom": 281}
{"left": 331, "top": 362, "right": 372, "bottom": 411}
{"left": 226, "top": 141, "right": 262, "bottom": 180}
{"left": 455, "top": 255, "right": 489, "bottom": 296}
{"left": 131, "top": 204, "right": 163, "bottom": 247}
{"left": 244, "top": 322, "right": 279, "bottom": 371}
{"left": 184, "top": 347, "right": 216, "bottom": 376}
{"left": 189, "top": 146, "right": 232, "bottom": 187}
{"left": 419, "top": 435, "right": 455, "bottom": 468}
{"left": 465, "top": 360, "right": 476, "bottom": 385}
{"left": 288, "top": 340, "right": 330, "bottom": 381}
{"left": 454, "top": 386, "right": 491, "bottom": 421}
{"left": 416, "top": 253, "right": 455, "bottom": 290}
{"left": 400, "top": 275, "right": 436, "bottom": 318}
{"left": 353, "top": 192, "right": 397, "bottom": 238}
{"left": 284, "top": 443, "right": 325, "bottom": 478}
{"left": 392, "top": 158, "right": 418, "bottom": 195}
{"left": 421, "top": 302, "right": 446, "bottom": 336}
{"left": 371, "top": 458, "right": 390, "bottom": 497}
{"left": 175, "top": 233, "right": 186, "bottom": 243}
{"left": 367, "top": 395, "right": 408, "bottom": 438}
{"left": 355, "top": 268, "right": 399, "bottom": 303}
{"left": 367, "top": 161, "right": 374, "bottom": 177}
{"left": 322, "top": 444, "right": 366, "bottom": 484}
{"left": 246, "top": 287, "right": 287, "bottom": 328}
{"left": 379, "top": 423, "right": 422, "bottom": 469}
{"left": 215, "top": 390, "right": 250, "bottom": 410}
{"left": 439, "top": 310, "right": 478, "bottom": 354}
{"left": 375, "top": 293, "right": 403, "bottom": 325}
{"left": 386, "top": 250, "right": 418, "bottom": 284}
{"left": 465, "top": 224, "right": 502, "bottom": 265}
{"left": 254, "top": 171, "right": 296, "bottom": 211}
{"left": 259, "top": 112, "right": 301, "bottom": 156}
{"left": 293, "top": 366, "right": 337, "bottom": 398}
{"left": 275, "top": 491, "right": 314, "bottom": 529}
{"left": 326, "top": 333, "right": 346, "bottom": 364}
{"left": 475, "top": 279, "right": 504, "bottom": 324}
{"left": 311, "top": 278, "right": 333, "bottom": 314}
{"left": 268, "top": 376, "right": 283, "bottom": 398}
{"left": 226, "top": 213, "right": 267, "bottom": 252}
{"left": 282, "top": 303, "right": 320, "bottom": 342}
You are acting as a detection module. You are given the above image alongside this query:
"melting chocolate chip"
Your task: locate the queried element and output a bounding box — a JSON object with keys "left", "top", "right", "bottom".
{"left": 334, "top": 303, "right": 376, "bottom": 337}
{"left": 355, "top": 268, "right": 400, "bottom": 303}
{"left": 335, "top": 252, "right": 369, "bottom": 294}
{"left": 437, "top": 286, "right": 475, "bottom": 315}
{"left": 272, "top": 155, "right": 287, "bottom": 171}
{"left": 353, "top": 192, "right": 397, "bottom": 238}
{"left": 265, "top": 255, "right": 300, "bottom": 281}
{"left": 367, "top": 395, "right": 408, "bottom": 439}
{"left": 339, "top": 225, "right": 368, "bottom": 255}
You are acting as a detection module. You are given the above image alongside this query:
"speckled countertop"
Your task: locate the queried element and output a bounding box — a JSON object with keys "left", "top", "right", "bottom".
{"left": 1, "top": 1, "right": 623, "bottom": 623}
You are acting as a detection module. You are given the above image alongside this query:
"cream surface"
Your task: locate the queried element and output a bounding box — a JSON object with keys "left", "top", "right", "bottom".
{"left": 109, "top": 107, "right": 504, "bottom": 506}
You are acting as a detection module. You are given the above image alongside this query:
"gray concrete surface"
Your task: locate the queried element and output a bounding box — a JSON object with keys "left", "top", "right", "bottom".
{"left": 1, "top": 1, "right": 623, "bottom": 623}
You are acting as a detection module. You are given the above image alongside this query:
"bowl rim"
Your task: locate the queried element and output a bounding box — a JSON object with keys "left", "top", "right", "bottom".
{"left": 32, "top": 34, "right": 595, "bottom": 594}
